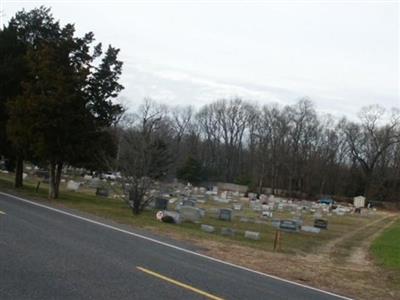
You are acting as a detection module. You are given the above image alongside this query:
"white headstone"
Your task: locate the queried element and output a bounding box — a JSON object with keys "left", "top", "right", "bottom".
{"left": 66, "top": 180, "right": 80, "bottom": 191}
{"left": 244, "top": 231, "right": 260, "bottom": 240}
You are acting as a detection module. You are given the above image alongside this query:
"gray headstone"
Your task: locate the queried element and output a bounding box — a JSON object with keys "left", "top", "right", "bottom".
{"left": 218, "top": 209, "right": 232, "bottom": 221}
{"left": 279, "top": 220, "right": 299, "bottom": 232}
{"left": 262, "top": 211, "right": 273, "bottom": 218}
{"left": 96, "top": 187, "right": 109, "bottom": 197}
{"left": 272, "top": 219, "right": 281, "bottom": 228}
{"left": 233, "top": 203, "right": 242, "bottom": 211}
{"left": 251, "top": 203, "right": 262, "bottom": 211}
{"left": 179, "top": 206, "right": 202, "bottom": 223}
{"left": 155, "top": 198, "right": 168, "bottom": 210}
{"left": 244, "top": 231, "right": 260, "bottom": 240}
{"left": 201, "top": 224, "right": 215, "bottom": 233}
{"left": 221, "top": 227, "right": 235, "bottom": 236}
{"left": 301, "top": 226, "right": 321, "bottom": 233}
{"left": 314, "top": 219, "right": 328, "bottom": 229}
{"left": 182, "top": 199, "right": 196, "bottom": 207}
{"left": 88, "top": 178, "right": 102, "bottom": 188}
{"left": 163, "top": 211, "right": 181, "bottom": 224}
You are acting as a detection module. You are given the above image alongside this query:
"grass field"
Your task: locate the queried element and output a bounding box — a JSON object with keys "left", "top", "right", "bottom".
{"left": 371, "top": 218, "right": 400, "bottom": 269}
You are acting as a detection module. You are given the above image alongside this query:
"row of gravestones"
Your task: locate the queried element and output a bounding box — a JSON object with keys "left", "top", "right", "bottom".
{"left": 271, "top": 218, "right": 328, "bottom": 233}
{"left": 200, "top": 224, "right": 261, "bottom": 240}
{"left": 157, "top": 196, "right": 328, "bottom": 233}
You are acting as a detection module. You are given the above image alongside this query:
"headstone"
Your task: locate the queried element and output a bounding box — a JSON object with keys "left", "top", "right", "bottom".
{"left": 244, "top": 231, "right": 260, "bottom": 240}
{"left": 35, "top": 170, "right": 49, "bottom": 179}
{"left": 262, "top": 211, "right": 273, "bottom": 218}
{"left": 279, "top": 220, "right": 299, "bottom": 232}
{"left": 155, "top": 198, "right": 168, "bottom": 210}
{"left": 250, "top": 201, "right": 262, "bottom": 211}
{"left": 294, "top": 217, "right": 303, "bottom": 227}
{"left": 240, "top": 217, "right": 249, "bottom": 222}
{"left": 179, "top": 206, "right": 202, "bottom": 223}
{"left": 88, "top": 178, "right": 102, "bottom": 188}
{"left": 221, "top": 227, "right": 235, "bottom": 236}
{"left": 314, "top": 212, "right": 323, "bottom": 219}
{"left": 218, "top": 209, "right": 232, "bottom": 221}
{"left": 233, "top": 203, "right": 242, "bottom": 211}
{"left": 314, "top": 219, "right": 328, "bottom": 229}
{"left": 255, "top": 220, "right": 268, "bottom": 224}
{"left": 182, "top": 199, "right": 196, "bottom": 207}
{"left": 67, "top": 180, "right": 80, "bottom": 192}
{"left": 168, "top": 198, "right": 177, "bottom": 204}
{"left": 96, "top": 187, "right": 109, "bottom": 197}
{"left": 163, "top": 211, "right": 181, "bottom": 224}
{"left": 201, "top": 224, "right": 215, "bottom": 233}
{"left": 248, "top": 193, "right": 257, "bottom": 200}
{"left": 301, "top": 226, "right": 321, "bottom": 233}
{"left": 272, "top": 219, "right": 281, "bottom": 229}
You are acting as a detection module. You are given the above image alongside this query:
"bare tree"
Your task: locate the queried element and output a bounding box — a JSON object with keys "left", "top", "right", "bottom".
{"left": 118, "top": 99, "right": 172, "bottom": 214}
{"left": 344, "top": 105, "right": 400, "bottom": 200}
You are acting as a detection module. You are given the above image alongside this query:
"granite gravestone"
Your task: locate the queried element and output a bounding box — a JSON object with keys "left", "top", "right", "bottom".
{"left": 96, "top": 187, "right": 109, "bottom": 197}
{"left": 218, "top": 209, "right": 232, "bottom": 221}
{"left": 221, "top": 227, "right": 235, "bottom": 236}
{"left": 182, "top": 199, "right": 196, "bottom": 207}
{"left": 179, "top": 206, "right": 202, "bottom": 223}
{"left": 155, "top": 198, "right": 168, "bottom": 210}
{"left": 279, "top": 220, "right": 299, "bottom": 232}
{"left": 314, "top": 219, "right": 328, "bottom": 229}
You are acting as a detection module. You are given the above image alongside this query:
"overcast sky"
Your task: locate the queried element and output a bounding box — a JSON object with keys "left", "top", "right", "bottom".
{"left": 2, "top": 0, "right": 399, "bottom": 117}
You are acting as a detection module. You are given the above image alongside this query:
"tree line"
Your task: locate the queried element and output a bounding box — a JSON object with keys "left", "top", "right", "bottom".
{"left": 117, "top": 98, "right": 400, "bottom": 207}
{"left": 1, "top": 7, "right": 399, "bottom": 206}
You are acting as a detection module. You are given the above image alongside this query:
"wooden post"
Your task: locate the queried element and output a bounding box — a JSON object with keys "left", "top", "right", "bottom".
{"left": 273, "top": 230, "right": 282, "bottom": 252}
{"left": 277, "top": 230, "right": 282, "bottom": 251}
{"left": 35, "top": 181, "right": 41, "bottom": 193}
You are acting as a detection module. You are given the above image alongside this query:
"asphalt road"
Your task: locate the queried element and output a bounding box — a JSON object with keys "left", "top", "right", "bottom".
{"left": 0, "top": 192, "right": 351, "bottom": 300}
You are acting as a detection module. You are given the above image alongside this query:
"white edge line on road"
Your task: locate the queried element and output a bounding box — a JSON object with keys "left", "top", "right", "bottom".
{"left": 1, "top": 191, "right": 352, "bottom": 300}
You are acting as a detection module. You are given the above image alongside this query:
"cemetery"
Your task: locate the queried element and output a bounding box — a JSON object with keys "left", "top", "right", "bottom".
{"left": 0, "top": 167, "right": 399, "bottom": 299}
{"left": 0, "top": 167, "right": 390, "bottom": 255}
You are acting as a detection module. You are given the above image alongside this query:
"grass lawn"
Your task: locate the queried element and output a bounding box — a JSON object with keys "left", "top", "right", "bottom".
{"left": 371, "top": 218, "right": 400, "bottom": 269}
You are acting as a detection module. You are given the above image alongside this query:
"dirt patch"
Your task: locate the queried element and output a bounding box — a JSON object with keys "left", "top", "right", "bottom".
{"left": 347, "top": 216, "right": 398, "bottom": 268}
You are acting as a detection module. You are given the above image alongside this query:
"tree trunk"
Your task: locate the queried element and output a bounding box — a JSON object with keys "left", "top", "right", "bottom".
{"left": 54, "top": 162, "right": 63, "bottom": 199}
{"left": 130, "top": 186, "right": 141, "bottom": 214}
{"left": 48, "top": 162, "right": 56, "bottom": 200}
{"left": 14, "top": 156, "right": 23, "bottom": 188}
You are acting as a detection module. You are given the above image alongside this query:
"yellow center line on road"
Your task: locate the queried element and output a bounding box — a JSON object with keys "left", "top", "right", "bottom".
{"left": 136, "top": 266, "right": 224, "bottom": 300}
